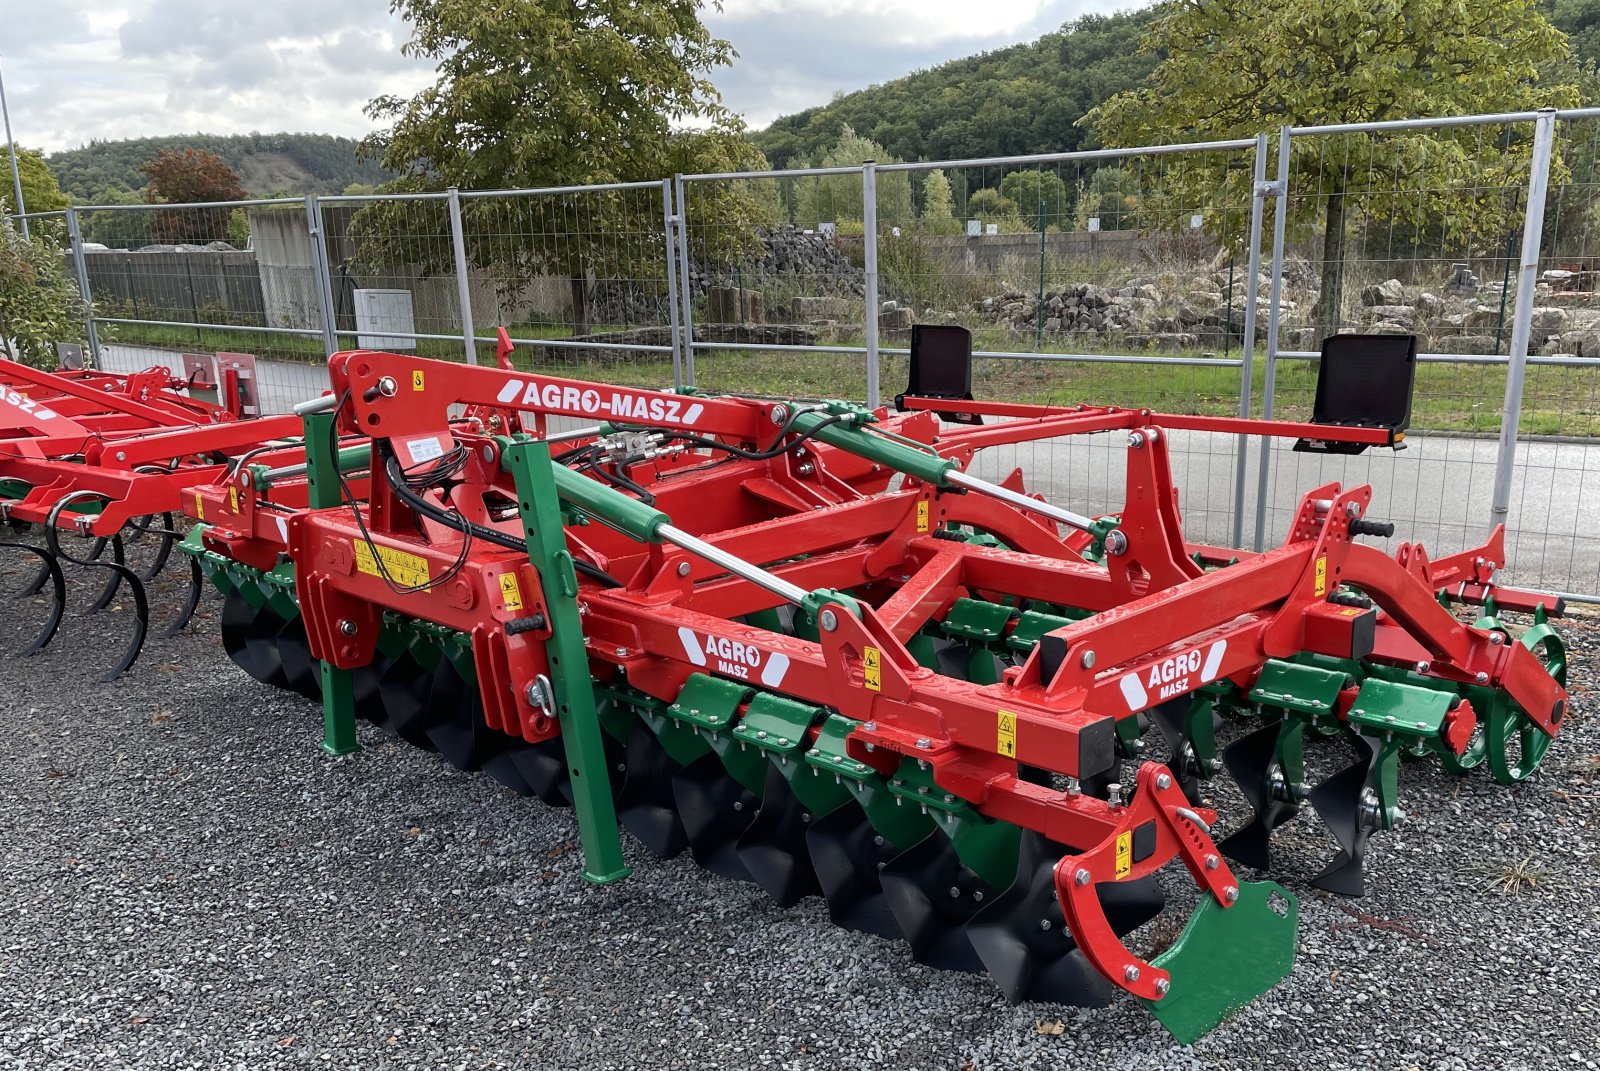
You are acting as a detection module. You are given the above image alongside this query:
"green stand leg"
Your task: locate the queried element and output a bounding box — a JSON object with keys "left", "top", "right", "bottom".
{"left": 504, "top": 439, "right": 631, "bottom": 885}
{"left": 302, "top": 409, "right": 359, "bottom": 757}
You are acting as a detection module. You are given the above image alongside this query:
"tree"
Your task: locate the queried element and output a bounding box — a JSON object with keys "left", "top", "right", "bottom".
{"left": 966, "top": 188, "right": 1020, "bottom": 226}
{"left": 140, "top": 149, "right": 248, "bottom": 243}
{"left": 358, "top": 0, "right": 764, "bottom": 335}
{"left": 920, "top": 168, "right": 961, "bottom": 234}
{"left": 1, "top": 147, "right": 71, "bottom": 222}
{"left": 1088, "top": 0, "right": 1581, "bottom": 332}
{"left": 999, "top": 169, "right": 1070, "bottom": 230}
{"left": 791, "top": 126, "right": 914, "bottom": 225}
{"left": 0, "top": 217, "right": 89, "bottom": 368}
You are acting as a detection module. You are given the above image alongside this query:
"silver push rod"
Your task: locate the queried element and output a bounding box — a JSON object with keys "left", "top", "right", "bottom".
{"left": 945, "top": 468, "right": 1098, "bottom": 532}
{"left": 657, "top": 522, "right": 810, "bottom": 606}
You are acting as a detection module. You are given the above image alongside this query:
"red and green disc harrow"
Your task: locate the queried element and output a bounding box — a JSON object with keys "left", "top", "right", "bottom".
{"left": 143, "top": 344, "right": 1565, "bottom": 1042}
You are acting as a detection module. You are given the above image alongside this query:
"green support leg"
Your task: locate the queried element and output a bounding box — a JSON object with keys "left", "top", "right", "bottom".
{"left": 504, "top": 439, "right": 631, "bottom": 885}
{"left": 302, "top": 409, "right": 359, "bottom": 757}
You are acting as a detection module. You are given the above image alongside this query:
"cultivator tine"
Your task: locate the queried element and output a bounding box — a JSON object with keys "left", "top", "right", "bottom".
{"left": 735, "top": 764, "right": 823, "bottom": 907}
{"left": 1147, "top": 695, "right": 1218, "bottom": 805}
{"left": 1306, "top": 734, "right": 1382, "bottom": 897}
{"left": 804, "top": 800, "right": 905, "bottom": 938}
{"left": 0, "top": 541, "right": 66, "bottom": 655}
{"left": 879, "top": 831, "right": 994, "bottom": 972}
{"left": 87, "top": 535, "right": 128, "bottom": 612}
{"left": 125, "top": 513, "right": 177, "bottom": 582}
{"left": 163, "top": 556, "right": 205, "bottom": 637}
{"left": 671, "top": 752, "right": 761, "bottom": 882}
{"left": 1217, "top": 718, "right": 1305, "bottom": 871}
{"left": 969, "top": 830, "right": 1164, "bottom": 1006}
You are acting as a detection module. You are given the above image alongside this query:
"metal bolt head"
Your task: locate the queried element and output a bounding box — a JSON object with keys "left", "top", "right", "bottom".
{"left": 1475, "top": 671, "right": 1489, "bottom": 685}
{"left": 797, "top": 461, "right": 815, "bottom": 476}
{"left": 732, "top": 801, "right": 743, "bottom": 812}
{"left": 819, "top": 609, "right": 838, "bottom": 632}
{"left": 1039, "top": 919, "right": 1053, "bottom": 931}
{"left": 1065, "top": 777, "right": 1081, "bottom": 796}
{"left": 1128, "top": 432, "right": 1145, "bottom": 449}
{"left": 482, "top": 444, "right": 495, "bottom": 463}
{"left": 1104, "top": 530, "right": 1129, "bottom": 556}
{"left": 1155, "top": 773, "right": 1172, "bottom": 791}
{"left": 1154, "top": 978, "right": 1170, "bottom": 996}
{"left": 338, "top": 619, "right": 358, "bottom": 636}
{"left": 1124, "top": 965, "right": 1141, "bottom": 982}
{"left": 1346, "top": 502, "right": 1360, "bottom": 517}
{"left": 949, "top": 886, "right": 962, "bottom": 898}
{"left": 115, "top": 451, "right": 127, "bottom": 462}
{"left": 1489, "top": 632, "right": 1504, "bottom": 646}
{"left": 377, "top": 376, "right": 397, "bottom": 397}
{"left": 1074, "top": 868, "right": 1091, "bottom": 886}
{"left": 1415, "top": 661, "right": 1431, "bottom": 674}
{"left": 1107, "top": 783, "right": 1124, "bottom": 808}
{"left": 915, "top": 738, "right": 931, "bottom": 750}
{"left": 1080, "top": 650, "right": 1096, "bottom": 670}
{"left": 770, "top": 405, "right": 788, "bottom": 425}
{"left": 614, "top": 646, "right": 629, "bottom": 658}
{"left": 1224, "top": 885, "right": 1239, "bottom": 904}
{"left": 1204, "top": 853, "right": 1219, "bottom": 871}
{"left": 677, "top": 561, "right": 691, "bottom": 577}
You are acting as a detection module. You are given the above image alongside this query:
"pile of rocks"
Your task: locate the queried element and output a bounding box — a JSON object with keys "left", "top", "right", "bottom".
{"left": 972, "top": 276, "right": 1275, "bottom": 350}
{"left": 1347, "top": 277, "right": 1589, "bottom": 355}
{"left": 686, "top": 225, "right": 866, "bottom": 299}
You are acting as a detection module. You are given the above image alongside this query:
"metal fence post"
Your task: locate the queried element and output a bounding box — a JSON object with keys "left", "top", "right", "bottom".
{"left": 1252, "top": 127, "right": 1293, "bottom": 552}
{"left": 661, "top": 178, "right": 686, "bottom": 390}
{"left": 446, "top": 186, "right": 478, "bottom": 364}
{"left": 1489, "top": 108, "right": 1558, "bottom": 534}
{"left": 305, "top": 194, "right": 340, "bottom": 357}
{"left": 64, "top": 206, "right": 102, "bottom": 366}
{"left": 862, "top": 161, "right": 881, "bottom": 408}
{"left": 1231, "top": 133, "right": 1270, "bottom": 547}
{"left": 673, "top": 175, "right": 697, "bottom": 387}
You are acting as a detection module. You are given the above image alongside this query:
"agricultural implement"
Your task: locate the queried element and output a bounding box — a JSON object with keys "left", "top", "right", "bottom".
{"left": 0, "top": 357, "right": 305, "bottom": 678}
{"left": 166, "top": 343, "right": 1568, "bottom": 1041}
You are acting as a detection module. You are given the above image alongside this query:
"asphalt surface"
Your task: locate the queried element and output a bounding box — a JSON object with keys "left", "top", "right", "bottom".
{"left": 1, "top": 547, "right": 1598, "bottom": 1071}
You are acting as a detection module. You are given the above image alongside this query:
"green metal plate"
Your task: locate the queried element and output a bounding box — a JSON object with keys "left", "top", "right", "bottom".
{"left": 1347, "top": 678, "right": 1455, "bottom": 737}
{"left": 940, "top": 596, "right": 1014, "bottom": 642}
{"left": 1144, "top": 880, "right": 1298, "bottom": 1044}
{"left": 1250, "top": 659, "right": 1348, "bottom": 716}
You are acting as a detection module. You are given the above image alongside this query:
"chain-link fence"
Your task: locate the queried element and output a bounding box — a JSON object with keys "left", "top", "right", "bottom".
{"left": 14, "top": 109, "right": 1600, "bottom": 596}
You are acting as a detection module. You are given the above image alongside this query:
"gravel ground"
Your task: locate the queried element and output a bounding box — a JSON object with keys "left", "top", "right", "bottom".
{"left": 2, "top": 561, "right": 1598, "bottom": 1071}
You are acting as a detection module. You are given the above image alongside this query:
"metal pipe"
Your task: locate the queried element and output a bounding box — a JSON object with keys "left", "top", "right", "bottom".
{"left": 446, "top": 187, "right": 478, "bottom": 365}
{"left": 946, "top": 468, "right": 1098, "bottom": 532}
{"left": 690, "top": 339, "right": 1244, "bottom": 367}
{"left": 546, "top": 424, "right": 602, "bottom": 444}
{"left": 293, "top": 394, "right": 341, "bottom": 417}
{"left": 1232, "top": 133, "right": 1269, "bottom": 547}
{"left": 1290, "top": 112, "right": 1543, "bottom": 137}
{"left": 1252, "top": 127, "right": 1292, "bottom": 552}
{"left": 661, "top": 178, "right": 685, "bottom": 390}
{"left": 305, "top": 195, "right": 340, "bottom": 356}
{"left": 862, "top": 162, "right": 881, "bottom": 408}
{"left": 656, "top": 522, "right": 811, "bottom": 605}
{"left": 64, "top": 207, "right": 102, "bottom": 365}
{"left": 1, "top": 55, "right": 26, "bottom": 238}
{"left": 1490, "top": 108, "right": 1557, "bottom": 532}
{"left": 673, "top": 174, "right": 698, "bottom": 386}
{"left": 77, "top": 196, "right": 304, "bottom": 211}
{"left": 875, "top": 138, "right": 1259, "bottom": 174}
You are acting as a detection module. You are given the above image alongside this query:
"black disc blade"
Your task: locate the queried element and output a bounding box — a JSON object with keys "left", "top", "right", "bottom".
{"left": 503, "top": 737, "right": 571, "bottom": 807}
{"left": 276, "top": 614, "right": 322, "bottom": 702}
{"left": 481, "top": 739, "right": 537, "bottom": 796}
{"left": 879, "top": 831, "right": 992, "bottom": 973}
{"left": 222, "top": 595, "right": 287, "bottom": 687}
{"left": 805, "top": 799, "right": 903, "bottom": 939}
{"left": 424, "top": 660, "right": 490, "bottom": 771}
{"left": 377, "top": 654, "right": 439, "bottom": 750}
{"left": 671, "top": 752, "right": 759, "bottom": 882}
{"left": 968, "top": 830, "right": 1164, "bottom": 1006}
{"left": 350, "top": 654, "right": 393, "bottom": 729}
{"left": 735, "top": 764, "right": 822, "bottom": 908}
{"left": 615, "top": 722, "right": 690, "bottom": 859}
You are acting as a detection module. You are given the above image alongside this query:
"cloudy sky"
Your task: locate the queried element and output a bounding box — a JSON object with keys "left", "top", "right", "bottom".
{"left": 2, "top": 0, "right": 1133, "bottom": 153}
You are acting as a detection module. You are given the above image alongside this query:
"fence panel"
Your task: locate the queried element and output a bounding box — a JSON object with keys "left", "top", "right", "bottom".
{"left": 1256, "top": 117, "right": 1543, "bottom": 574}
{"left": 456, "top": 182, "right": 676, "bottom": 388}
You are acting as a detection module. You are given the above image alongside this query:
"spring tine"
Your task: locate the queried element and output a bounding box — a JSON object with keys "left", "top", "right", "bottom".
{"left": 18, "top": 553, "right": 51, "bottom": 596}
{"left": 88, "top": 535, "right": 128, "bottom": 612}
{"left": 0, "top": 542, "right": 66, "bottom": 655}
{"left": 164, "top": 556, "right": 205, "bottom": 637}
{"left": 135, "top": 514, "right": 176, "bottom": 581}
{"left": 98, "top": 562, "right": 148, "bottom": 683}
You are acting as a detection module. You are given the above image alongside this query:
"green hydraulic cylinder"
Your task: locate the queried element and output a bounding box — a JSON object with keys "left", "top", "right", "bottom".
{"left": 301, "top": 410, "right": 360, "bottom": 757}
{"left": 503, "top": 438, "right": 631, "bottom": 885}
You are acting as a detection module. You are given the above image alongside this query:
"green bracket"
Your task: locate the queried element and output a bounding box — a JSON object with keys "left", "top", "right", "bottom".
{"left": 1007, "top": 609, "right": 1080, "bottom": 655}
{"left": 302, "top": 409, "right": 359, "bottom": 757}
{"left": 1250, "top": 659, "right": 1349, "bottom": 720}
{"left": 505, "top": 438, "right": 631, "bottom": 885}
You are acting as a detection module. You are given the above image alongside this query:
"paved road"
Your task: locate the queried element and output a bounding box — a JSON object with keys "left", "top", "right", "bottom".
{"left": 98, "top": 343, "right": 1600, "bottom": 595}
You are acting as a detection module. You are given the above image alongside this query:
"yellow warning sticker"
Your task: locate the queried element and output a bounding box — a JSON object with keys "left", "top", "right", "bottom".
{"left": 1313, "top": 555, "right": 1328, "bottom": 597}
{"left": 412, "top": 370, "right": 426, "bottom": 391}
{"left": 499, "top": 571, "right": 524, "bottom": 612}
{"left": 1114, "top": 831, "right": 1132, "bottom": 878}
{"left": 863, "top": 646, "right": 882, "bottom": 692}
{"left": 997, "top": 710, "right": 1017, "bottom": 758}
{"left": 353, "top": 540, "right": 430, "bottom": 588}
{"left": 193, "top": 490, "right": 204, "bottom": 520}
{"left": 916, "top": 500, "right": 930, "bottom": 532}
{"left": 228, "top": 485, "right": 239, "bottom": 513}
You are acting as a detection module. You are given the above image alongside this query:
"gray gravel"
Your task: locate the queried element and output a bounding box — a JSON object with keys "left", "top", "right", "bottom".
{"left": 2, "top": 561, "right": 1598, "bottom": 1071}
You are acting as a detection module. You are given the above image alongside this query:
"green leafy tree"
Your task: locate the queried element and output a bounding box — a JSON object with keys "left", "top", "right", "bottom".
{"left": 919, "top": 168, "right": 961, "bottom": 234}
{"left": 999, "top": 169, "right": 1070, "bottom": 230}
{"left": 1088, "top": 0, "right": 1581, "bottom": 331}
{"left": 1, "top": 147, "right": 70, "bottom": 221}
{"left": 358, "top": 0, "right": 764, "bottom": 335}
{"left": 966, "top": 188, "right": 1020, "bottom": 226}
{"left": 83, "top": 187, "right": 155, "bottom": 249}
{"left": 792, "top": 126, "right": 914, "bottom": 225}
{"left": 1077, "top": 166, "right": 1142, "bottom": 230}
{"left": 0, "top": 217, "right": 89, "bottom": 368}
